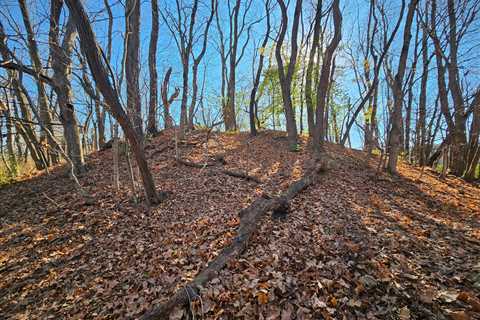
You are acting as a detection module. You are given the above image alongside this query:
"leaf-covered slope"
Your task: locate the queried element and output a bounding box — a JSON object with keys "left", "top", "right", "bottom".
{"left": 0, "top": 130, "right": 479, "bottom": 319}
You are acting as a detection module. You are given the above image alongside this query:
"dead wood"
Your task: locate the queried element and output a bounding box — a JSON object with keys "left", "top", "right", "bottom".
{"left": 150, "top": 144, "right": 173, "bottom": 157}
{"left": 175, "top": 157, "right": 217, "bottom": 168}
{"left": 219, "top": 169, "right": 262, "bottom": 183}
{"left": 176, "top": 157, "right": 261, "bottom": 183}
{"left": 140, "top": 160, "right": 327, "bottom": 320}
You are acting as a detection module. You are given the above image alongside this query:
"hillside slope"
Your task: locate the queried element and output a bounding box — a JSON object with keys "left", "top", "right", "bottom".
{"left": 1, "top": 130, "right": 479, "bottom": 319}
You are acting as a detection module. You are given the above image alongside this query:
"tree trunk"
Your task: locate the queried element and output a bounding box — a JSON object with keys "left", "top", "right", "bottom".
{"left": 313, "top": 0, "right": 341, "bottom": 153}
{"left": 416, "top": 1, "right": 429, "bottom": 165}
{"left": 49, "top": 1, "right": 86, "bottom": 174}
{"left": 188, "top": 0, "right": 216, "bottom": 131}
{"left": 249, "top": 1, "right": 271, "bottom": 136}
{"left": 147, "top": 0, "right": 159, "bottom": 135}
{"left": 95, "top": 92, "right": 105, "bottom": 148}
{"left": 404, "top": 22, "right": 419, "bottom": 159}
{"left": 276, "top": 0, "right": 302, "bottom": 150}
{"left": 465, "top": 90, "right": 480, "bottom": 180}
{"left": 125, "top": 0, "right": 143, "bottom": 137}
{"left": 18, "top": 0, "right": 58, "bottom": 165}
{"left": 161, "top": 67, "right": 179, "bottom": 129}
{"left": 65, "top": 0, "right": 162, "bottom": 205}
{"left": 387, "top": 0, "right": 418, "bottom": 174}
{"left": 446, "top": 0, "right": 467, "bottom": 176}
{"left": 305, "top": 1, "right": 322, "bottom": 137}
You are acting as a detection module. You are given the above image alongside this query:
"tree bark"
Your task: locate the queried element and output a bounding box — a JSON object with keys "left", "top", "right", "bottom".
{"left": 446, "top": 0, "right": 467, "bottom": 176}
{"left": 188, "top": 0, "right": 216, "bottom": 130}
{"left": 18, "top": 0, "right": 58, "bottom": 165}
{"left": 465, "top": 90, "right": 480, "bottom": 180}
{"left": 147, "top": 0, "right": 159, "bottom": 135}
{"left": 404, "top": 20, "right": 420, "bottom": 158}
{"left": 305, "top": 0, "right": 322, "bottom": 137}
{"left": 224, "top": 0, "right": 242, "bottom": 131}
{"left": 249, "top": 0, "right": 271, "bottom": 136}
{"left": 49, "top": 0, "right": 86, "bottom": 174}
{"left": 65, "top": 0, "right": 162, "bottom": 205}
{"left": 161, "top": 67, "right": 179, "bottom": 129}
{"left": 416, "top": 0, "right": 429, "bottom": 165}
{"left": 387, "top": 0, "right": 418, "bottom": 174}
{"left": 276, "top": 0, "right": 302, "bottom": 150}
{"left": 313, "top": 0, "right": 342, "bottom": 153}
{"left": 125, "top": 0, "right": 143, "bottom": 137}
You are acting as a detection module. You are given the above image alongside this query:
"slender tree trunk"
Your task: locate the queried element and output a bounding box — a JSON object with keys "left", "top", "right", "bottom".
{"left": 446, "top": 0, "right": 467, "bottom": 176}
{"left": 188, "top": 0, "right": 216, "bottom": 130}
{"left": 161, "top": 67, "right": 180, "bottom": 129}
{"left": 313, "top": 0, "right": 341, "bottom": 153}
{"left": 305, "top": 1, "right": 322, "bottom": 137}
{"left": 1, "top": 92, "right": 16, "bottom": 173}
{"left": 147, "top": 0, "right": 159, "bottom": 134}
{"left": 465, "top": 90, "right": 480, "bottom": 180}
{"left": 18, "top": 0, "right": 58, "bottom": 165}
{"left": 404, "top": 22, "right": 419, "bottom": 159}
{"left": 125, "top": 0, "right": 143, "bottom": 137}
{"left": 387, "top": 0, "right": 418, "bottom": 174}
{"left": 249, "top": 1, "right": 271, "bottom": 136}
{"left": 416, "top": 1, "right": 429, "bottom": 165}
{"left": 50, "top": 1, "right": 86, "bottom": 173}
{"left": 95, "top": 93, "right": 105, "bottom": 148}
{"left": 65, "top": 0, "right": 162, "bottom": 205}
{"left": 276, "top": 0, "right": 302, "bottom": 150}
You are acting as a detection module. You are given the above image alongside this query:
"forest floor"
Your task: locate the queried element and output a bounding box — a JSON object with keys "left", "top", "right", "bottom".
{"left": 0, "top": 129, "right": 479, "bottom": 320}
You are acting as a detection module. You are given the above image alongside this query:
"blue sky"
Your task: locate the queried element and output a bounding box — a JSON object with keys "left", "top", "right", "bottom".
{"left": 2, "top": 0, "right": 480, "bottom": 150}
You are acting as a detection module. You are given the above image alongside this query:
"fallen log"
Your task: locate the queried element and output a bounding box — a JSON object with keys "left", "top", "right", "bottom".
{"left": 220, "top": 169, "right": 262, "bottom": 183}
{"left": 175, "top": 157, "right": 217, "bottom": 168}
{"left": 140, "top": 160, "right": 327, "bottom": 320}
{"left": 176, "top": 157, "right": 261, "bottom": 183}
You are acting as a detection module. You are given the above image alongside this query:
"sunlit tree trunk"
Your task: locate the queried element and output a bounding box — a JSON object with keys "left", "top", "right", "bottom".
{"left": 49, "top": 0, "right": 86, "bottom": 173}
{"left": 313, "top": 0, "right": 341, "bottom": 153}
{"left": 387, "top": 0, "right": 418, "bottom": 174}
{"left": 18, "top": 0, "right": 58, "bottom": 165}
{"left": 276, "top": 0, "right": 302, "bottom": 150}
{"left": 65, "top": 0, "right": 162, "bottom": 205}
{"left": 125, "top": 0, "right": 143, "bottom": 137}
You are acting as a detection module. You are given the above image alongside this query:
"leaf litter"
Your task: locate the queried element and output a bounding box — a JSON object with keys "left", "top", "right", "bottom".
{"left": 0, "top": 130, "right": 479, "bottom": 319}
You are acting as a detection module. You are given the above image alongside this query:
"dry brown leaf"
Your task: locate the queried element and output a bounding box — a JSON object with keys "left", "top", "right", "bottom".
{"left": 398, "top": 306, "right": 411, "bottom": 320}
{"left": 257, "top": 291, "right": 269, "bottom": 304}
{"left": 448, "top": 311, "right": 470, "bottom": 320}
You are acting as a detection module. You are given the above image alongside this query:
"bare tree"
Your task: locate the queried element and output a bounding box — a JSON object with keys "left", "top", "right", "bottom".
{"left": 18, "top": 0, "right": 58, "bottom": 164}
{"left": 341, "top": 0, "right": 407, "bottom": 146}
{"left": 276, "top": 0, "right": 302, "bottom": 150}
{"left": 188, "top": 0, "right": 217, "bottom": 130}
{"left": 147, "top": 0, "right": 159, "bottom": 134}
{"left": 49, "top": 0, "right": 86, "bottom": 173}
{"left": 248, "top": 0, "right": 271, "bottom": 136}
{"left": 216, "top": 0, "right": 258, "bottom": 131}
{"left": 0, "top": 22, "right": 48, "bottom": 170}
{"left": 161, "top": 67, "right": 180, "bottom": 129}
{"left": 415, "top": 0, "right": 430, "bottom": 165}
{"left": 305, "top": 0, "right": 322, "bottom": 137}
{"left": 125, "top": 0, "right": 143, "bottom": 137}
{"left": 312, "top": 0, "right": 342, "bottom": 153}
{"left": 386, "top": 0, "right": 419, "bottom": 174}
{"left": 65, "top": 0, "right": 163, "bottom": 205}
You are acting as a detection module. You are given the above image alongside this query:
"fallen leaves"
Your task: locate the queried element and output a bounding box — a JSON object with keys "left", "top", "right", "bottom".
{"left": 1, "top": 130, "right": 479, "bottom": 319}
